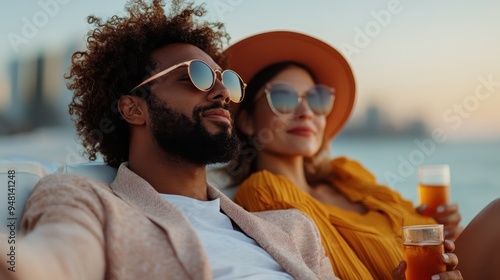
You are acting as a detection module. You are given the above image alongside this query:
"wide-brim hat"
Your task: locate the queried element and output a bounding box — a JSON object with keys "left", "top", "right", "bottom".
{"left": 224, "top": 31, "right": 356, "bottom": 140}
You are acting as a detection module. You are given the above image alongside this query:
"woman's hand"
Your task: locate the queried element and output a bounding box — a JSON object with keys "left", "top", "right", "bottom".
{"left": 391, "top": 260, "right": 407, "bottom": 280}
{"left": 392, "top": 240, "right": 462, "bottom": 279}
{"left": 416, "top": 203, "right": 463, "bottom": 241}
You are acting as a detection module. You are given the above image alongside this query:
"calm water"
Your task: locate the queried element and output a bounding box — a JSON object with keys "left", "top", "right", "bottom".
{"left": 1, "top": 127, "right": 499, "bottom": 226}
{"left": 332, "top": 136, "right": 500, "bottom": 226}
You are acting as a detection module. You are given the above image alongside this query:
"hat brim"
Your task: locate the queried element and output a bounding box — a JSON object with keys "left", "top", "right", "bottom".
{"left": 224, "top": 31, "right": 356, "bottom": 140}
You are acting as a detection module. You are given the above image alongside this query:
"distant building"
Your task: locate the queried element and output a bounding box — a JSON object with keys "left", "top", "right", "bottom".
{"left": 1, "top": 44, "right": 78, "bottom": 135}
{"left": 339, "top": 103, "right": 429, "bottom": 138}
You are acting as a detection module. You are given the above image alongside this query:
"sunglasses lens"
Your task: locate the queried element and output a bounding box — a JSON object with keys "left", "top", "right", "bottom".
{"left": 222, "top": 70, "right": 244, "bottom": 103}
{"left": 189, "top": 60, "right": 214, "bottom": 90}
{"left": 307, "top": 86, "right": 335, "bottom": 115}
{"left": 268, "top": 84, "right": 299, "bottom": 114}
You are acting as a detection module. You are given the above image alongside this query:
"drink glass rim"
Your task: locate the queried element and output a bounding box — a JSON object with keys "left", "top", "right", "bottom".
{"left": 418, "top": 164, "right": 450, "bottom": 173}
{"left": 402, "top": 224, "right": 443, "bottom": 230}
{"left": 418, "top": 165, "right": 450, "bottom": 185}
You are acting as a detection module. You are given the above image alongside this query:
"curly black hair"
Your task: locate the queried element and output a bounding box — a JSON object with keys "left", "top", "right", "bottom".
{"left": 66, "top": 0, "right": 230, "bottom": 167}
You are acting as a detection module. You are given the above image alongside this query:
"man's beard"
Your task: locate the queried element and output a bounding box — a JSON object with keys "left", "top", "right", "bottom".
{"left": 146, "top": 94, "right": 240, "bottom": 166}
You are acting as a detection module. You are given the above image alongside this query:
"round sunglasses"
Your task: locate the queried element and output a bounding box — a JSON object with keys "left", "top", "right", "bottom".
{"left": 257, "top": 82, "right": 335, "bottom": 116}
{"left": 130, "top": 59, "right": 246, "bottom": 103}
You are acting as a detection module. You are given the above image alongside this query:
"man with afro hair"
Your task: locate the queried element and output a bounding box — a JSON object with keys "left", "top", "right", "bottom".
{"left": 0, "top": 1, "right": 337, "bottom": 279}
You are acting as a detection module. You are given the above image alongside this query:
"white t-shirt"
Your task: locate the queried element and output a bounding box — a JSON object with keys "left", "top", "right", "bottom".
{"left": 160, "top": 194, "right": 293, "bottom": 280}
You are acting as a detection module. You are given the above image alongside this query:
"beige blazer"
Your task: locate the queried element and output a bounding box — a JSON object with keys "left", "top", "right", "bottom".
{"left": 10, "top": 163, "right": 336, "bottom": 280}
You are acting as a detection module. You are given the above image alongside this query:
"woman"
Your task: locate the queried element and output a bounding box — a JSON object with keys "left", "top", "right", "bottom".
{"left": 223, "top": 31, "right": 499, "bottom": 279}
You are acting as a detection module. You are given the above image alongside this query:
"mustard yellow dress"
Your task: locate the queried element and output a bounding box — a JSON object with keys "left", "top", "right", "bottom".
{"left": 234, "top": 157, "right": 436, "bottom": 280}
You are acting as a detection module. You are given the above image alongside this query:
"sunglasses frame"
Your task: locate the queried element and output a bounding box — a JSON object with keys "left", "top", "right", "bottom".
{"left": 259, "top": 82, "right": 335, "bottom": 116}
{"left": 129, "top": 59, "right": 246, "bottom": 103}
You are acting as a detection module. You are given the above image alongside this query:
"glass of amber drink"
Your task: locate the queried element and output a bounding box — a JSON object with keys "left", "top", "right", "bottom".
{"left": 418, "top": 165, "right": 450, "bottom": 216}
{"left": 403, "top": 224, "right": 445, "bottom": 280}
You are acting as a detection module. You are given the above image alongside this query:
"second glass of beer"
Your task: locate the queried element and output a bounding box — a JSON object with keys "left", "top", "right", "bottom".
{"left": 403, "top": 224, "right": 446, "bottom": 280}
{"left": 418, "top": 165, "right": 450, "bottom": 216}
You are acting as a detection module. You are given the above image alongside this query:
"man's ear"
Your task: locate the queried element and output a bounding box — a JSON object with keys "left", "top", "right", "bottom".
{"left": 118, "top": 95, "right": 147, "bottom": 125}
{"left": 236, "top": 110, "right": 255, "bottom": 136}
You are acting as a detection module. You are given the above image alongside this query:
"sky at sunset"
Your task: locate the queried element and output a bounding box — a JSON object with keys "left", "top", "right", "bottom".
{"left": 1, "top": 0, "right": 499, "bottom": 139}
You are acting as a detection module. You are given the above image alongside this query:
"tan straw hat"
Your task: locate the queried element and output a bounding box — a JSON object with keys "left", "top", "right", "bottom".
{"left": 224, "top": 31, "right": 356, "bottom": 140}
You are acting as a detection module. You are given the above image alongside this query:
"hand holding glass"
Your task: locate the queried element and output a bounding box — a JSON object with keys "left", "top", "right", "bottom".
{"left": 403, "top": 224, "right": 446, "bottom": 280}
{"left": 418, "top": 165, "right": 450, "bottom": 216}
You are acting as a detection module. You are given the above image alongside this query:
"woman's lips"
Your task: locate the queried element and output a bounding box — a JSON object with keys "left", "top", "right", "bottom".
{"left": 287, "top": 127, "right": 315, "bottom": 136}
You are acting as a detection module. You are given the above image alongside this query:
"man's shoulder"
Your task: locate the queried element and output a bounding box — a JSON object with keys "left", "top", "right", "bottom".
{"left": 21, "top": 173, "right": 119, "bottom": 233}
{"left": 34, "top": 172, "right": 114, "bottom": 196}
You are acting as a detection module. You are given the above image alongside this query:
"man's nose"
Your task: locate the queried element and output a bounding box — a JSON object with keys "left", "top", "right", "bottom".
{"left": 206, "top": 71, "right": 231, "bottom": 104}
